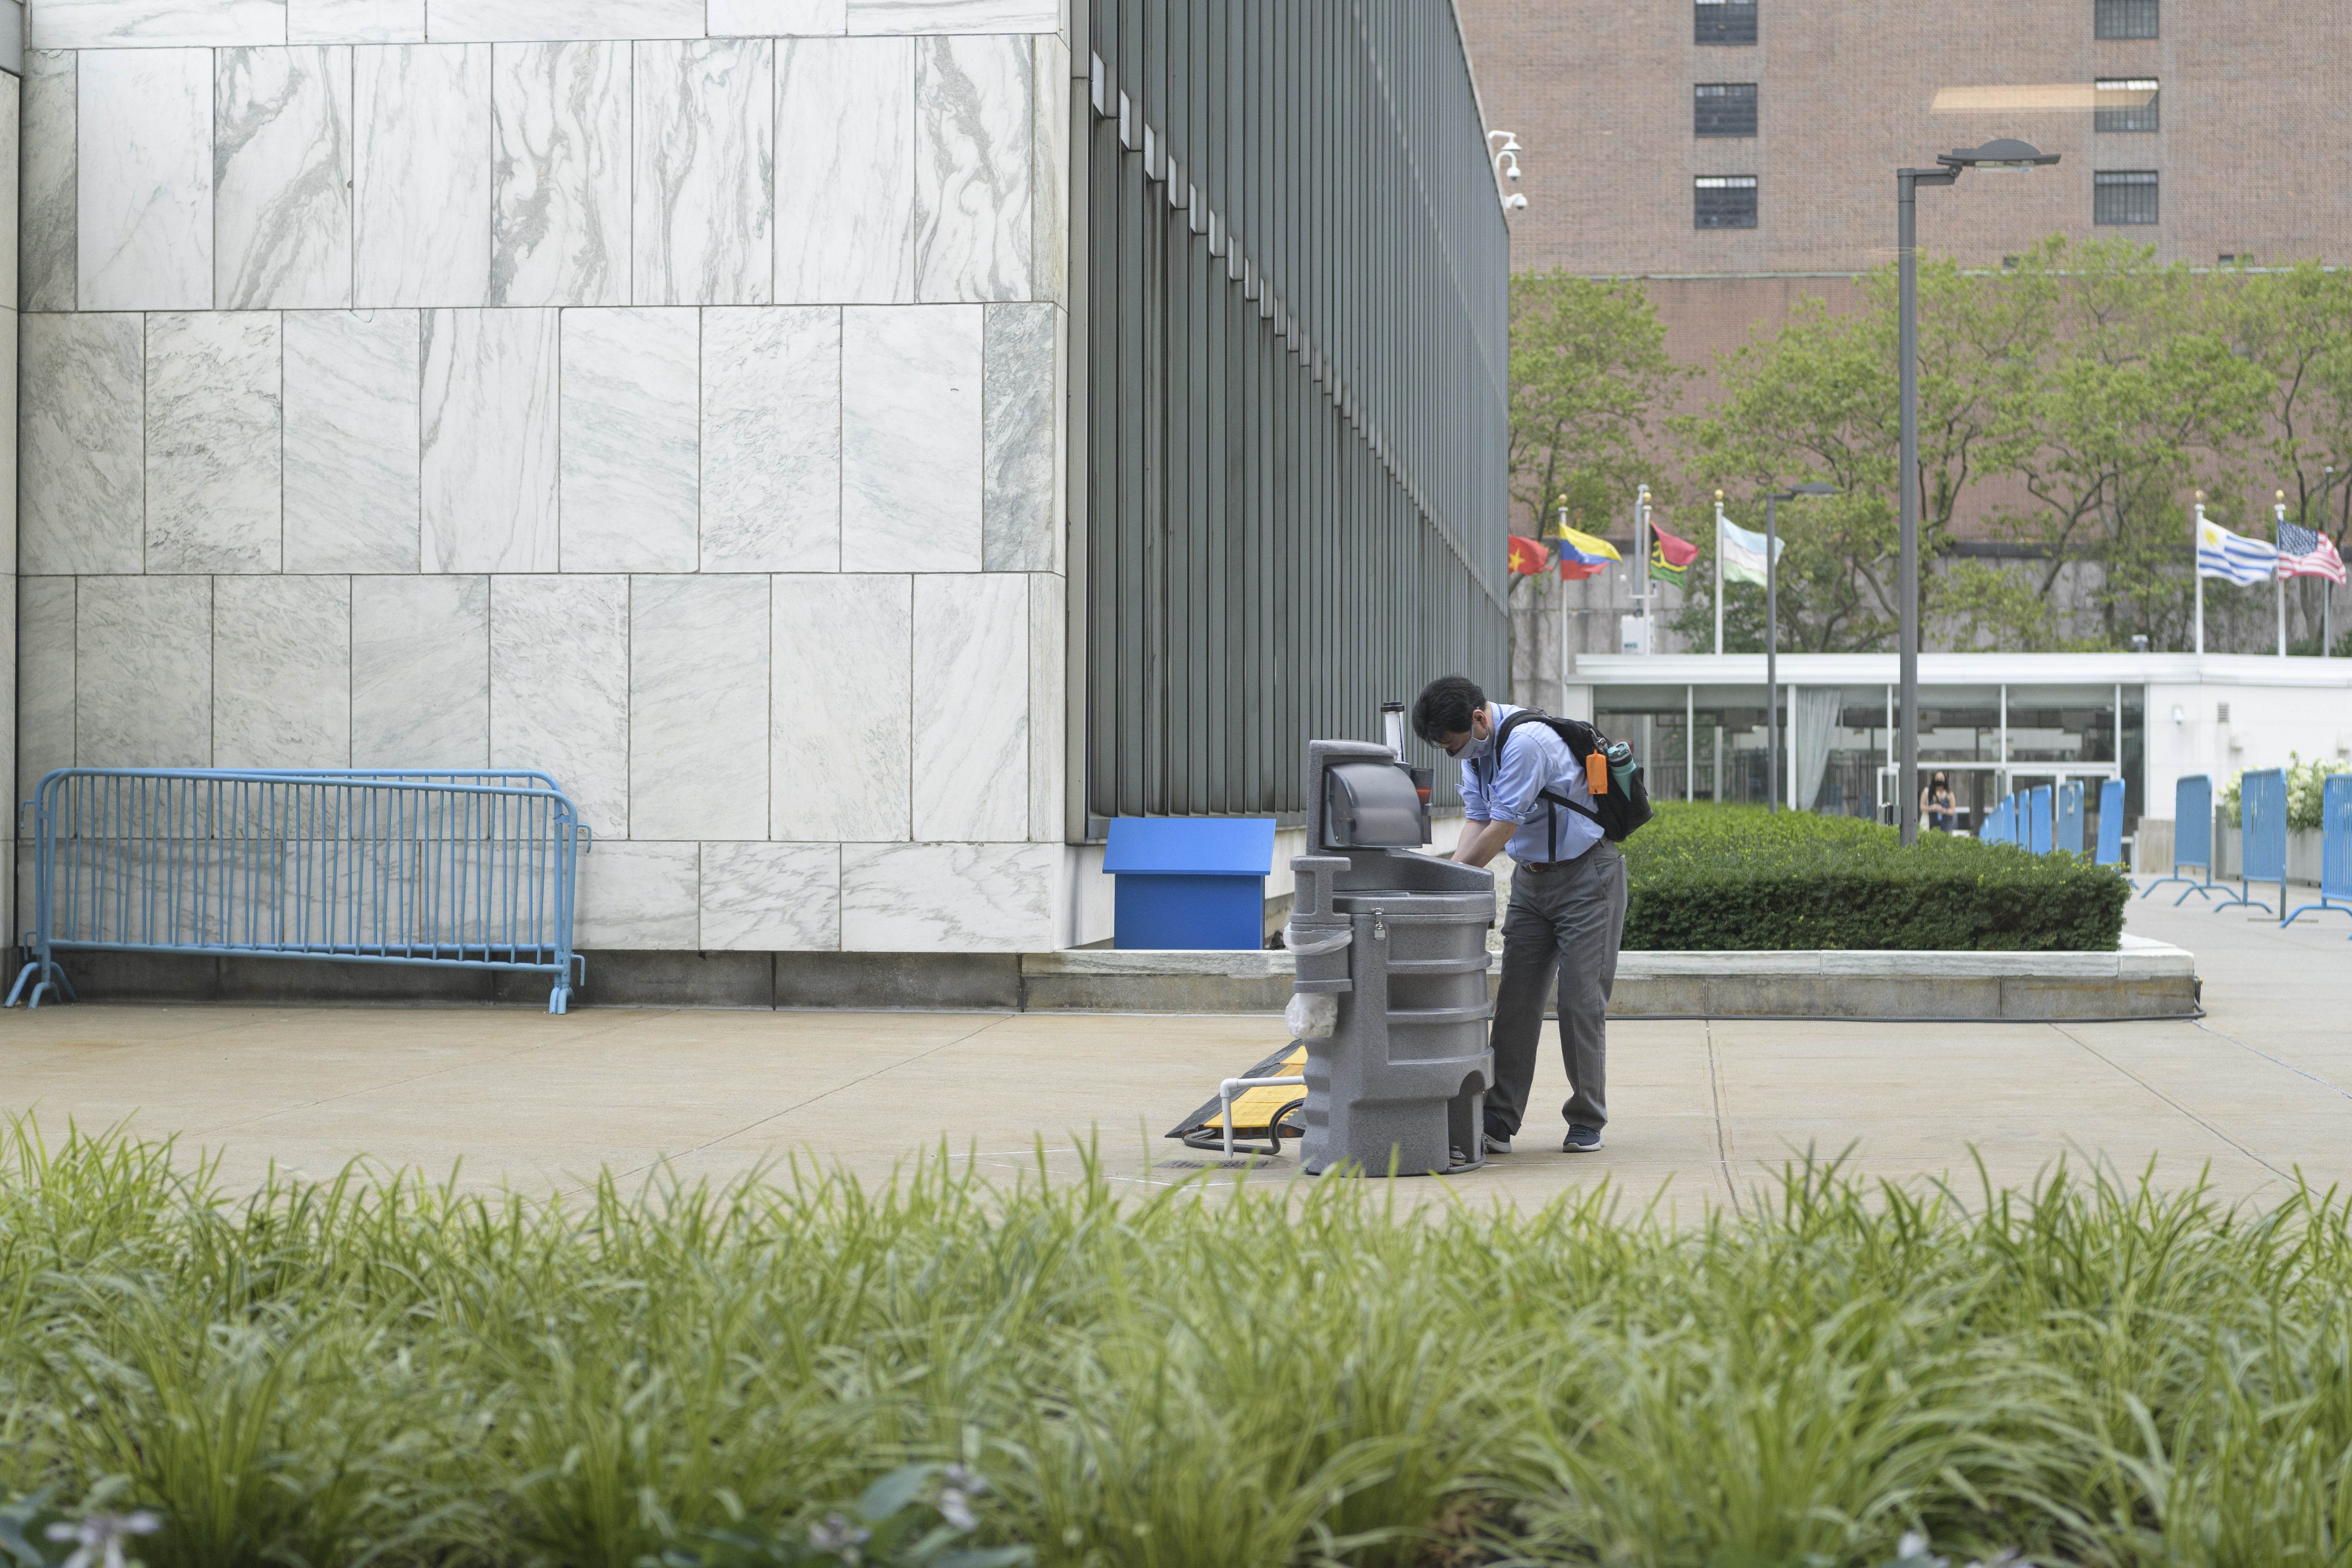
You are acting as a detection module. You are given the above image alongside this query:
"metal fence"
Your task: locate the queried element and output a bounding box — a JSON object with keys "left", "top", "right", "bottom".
{"left": 9, "top": 769, "right": 588, "bottom": 1013}
{"left": 1073, "top": 0, "right": 1510, "bottom": 828}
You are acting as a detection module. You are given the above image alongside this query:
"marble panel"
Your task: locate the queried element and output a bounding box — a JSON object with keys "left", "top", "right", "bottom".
{"left": 0, "top": 320, "right": 16, "bottom": 563}
{"left": 574, "top": 840, "right": 697, "bottom": 949}
{"left": 630, "top": 575, "right": 769, "bottom": 842}
{"left": 76, "top": 576, "right": 211, "bottom": 769}
{"left": 22, "top": 51, "right": 76, "bottom": 314}
{"left": 291, "top": 0, "right": 424, "bottom": 41}
{"left": 354, "top": 43, "right": 490, "bottom": 307}
{"left": 1029, "top": 31, "right": 1067, "bottom": 307}
{"left": 421, "top": 307, "right": 559, "bottom": 571}
{"left": 699, "top": 841, "right": 839, "bottom": 950}
{"left": 710, "top": 0, "right": 842, "bottom": 34}
{"left": 911, "top": 573, "right": 1025, "bottom": 841}
{"left": 1026, "top": 569, "right": 1062, "bottom": 841}
{"left": 20, "top": 313, "right": 144, "bottom": 575}
{"left": 32, "top": 0, "right": 284, "bottom": 47}
{"left": 351, "top": 575, "right": 489, "bottom": 767}
{"left": 700, "top": 305, "right": 837, "bottom": 572}
{"left": 213, "top": 576, "right": 352, "bottom": 768}
{"left": 840, "top": 841, "right": 1057, "bottom": 952}
{"left": 982, "top": 300, "right": 1054, "bottom": 572}
{"left": 0, "top": 73, "right": 21, "bottom": 314}
{"left": 284, "top": 309, "right": 421, "bottom": 572}
{"left": 846, "top": 0, "right": 1058, "bottom": 34}
{"left": 428, "top": 0, "right": 704, "bottom": 42}
{"left": 558, "top": 307, "right": 697, "bottom": 571}
{"left": 145, "top": 312, "right": 283, "bottom": 574}
{"left": 491, "top": 40, "right": 627, "bottom": 307}
{"left": 78, "top": 48, "right": 213, "bottom": 311}
{"left": 912, "top": 33, "right": 1028, "bottom": 302}
{"left": 216, "top": 46, "right": 353, "bottom": 309}
{"left": 840, "top": 304, "right": 980, "bottom": 571}
{"left": 19, "top": 578, "right": 77, "bottom": 803}
{"left": 770, "top": 573, "right": 909, "bottom": 841}
{"left": 632, "top": 38, "right": 772, "bottom": 306}
{"left": 775, "top": 36, "right": 913, "bottom": 305}
{"left": 490, "top": 574, "right": 628, "bottom": 837}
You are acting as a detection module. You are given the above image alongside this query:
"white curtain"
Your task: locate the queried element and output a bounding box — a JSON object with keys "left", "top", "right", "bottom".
{"left": 1795, "top": 687, "right": 1844, "bottom": 813}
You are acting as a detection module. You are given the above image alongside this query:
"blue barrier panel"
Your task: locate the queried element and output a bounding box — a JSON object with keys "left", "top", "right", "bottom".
{"left": 2096, "top": 779, "right": 2125, "bottom": 866}
{"left": 2145, "top": 775, "right": 2216, "bottom": 903}
{"left": 6, "top": 767, "right": 588, "bottom": 1012}
{"left": 2216, "top": 768, "right": 2285, "bottom": 916}
{"left": 2055, "top": 782, "right": 2085, "bottom": 856}
{"left": 1981, "top": 797, "right": 2007, "bottom": 845}
{"left": 2027, "top": 787, "right": 2053, "bottom": 854}
{"left": 2283, "top": 774, "right": 2352, "bottom": 931}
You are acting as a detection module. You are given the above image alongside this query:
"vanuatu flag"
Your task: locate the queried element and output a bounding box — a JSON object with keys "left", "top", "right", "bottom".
{"left": 1650, "top": 518, "right": 1700, "bottom": 580}
{"left": 1507, "top": 535, "right": 1553, "bottom": 576}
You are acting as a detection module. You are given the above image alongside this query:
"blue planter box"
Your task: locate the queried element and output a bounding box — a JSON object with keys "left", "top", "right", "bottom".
{"left": 1103, "top": 818, "right": 1277, "bottom": 950}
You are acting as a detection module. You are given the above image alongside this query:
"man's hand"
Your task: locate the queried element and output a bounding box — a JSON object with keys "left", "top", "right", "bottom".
{"left": 1454, "top": 818, "right": 1517, "bottom": 868}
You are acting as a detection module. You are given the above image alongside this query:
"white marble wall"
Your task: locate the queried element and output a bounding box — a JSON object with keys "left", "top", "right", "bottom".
{"left": 16, "top": 0, "right": 1075, "bottom": 956}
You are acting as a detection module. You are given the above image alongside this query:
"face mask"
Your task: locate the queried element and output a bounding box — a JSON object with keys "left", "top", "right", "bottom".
{"left": 1453, "top": 734, "right": 1489, "bottom": 763}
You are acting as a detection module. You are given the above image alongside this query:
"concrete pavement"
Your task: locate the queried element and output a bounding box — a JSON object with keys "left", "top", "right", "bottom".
{"left": 2, "top": 889, "right": 2347, "bottom": 1210}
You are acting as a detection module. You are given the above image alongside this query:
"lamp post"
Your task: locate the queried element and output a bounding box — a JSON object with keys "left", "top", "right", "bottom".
{"left": 1896, "top": 138, "right": 2058, "bottom": 845}
{"left": 1765, "top": 483, "right": 1839, "bottom": 813}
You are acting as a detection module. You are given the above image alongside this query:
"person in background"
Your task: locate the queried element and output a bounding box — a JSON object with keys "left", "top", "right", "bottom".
{"left": 1412, "top": 674, "right": 1625, "bottom": 1156}
{"left": 1922, "top": 771, "right": 1958, "bottom": 833}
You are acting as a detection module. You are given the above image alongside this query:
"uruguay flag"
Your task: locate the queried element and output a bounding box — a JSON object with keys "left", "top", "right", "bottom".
{"left": 2196, "top": 518, "right": 2278, "bottom": 585}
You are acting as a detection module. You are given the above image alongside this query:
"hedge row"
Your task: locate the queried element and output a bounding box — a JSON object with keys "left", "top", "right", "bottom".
{"left": 1620, "top": 803, "right": 2130, "bottom": 951}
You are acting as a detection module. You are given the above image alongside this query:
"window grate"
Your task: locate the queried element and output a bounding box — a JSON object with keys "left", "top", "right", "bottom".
{"left": 2094, "top": 170, "right": 2159, "bottom": 225}
{"left": 1695, "top": 0, "right": 1758, "bottom": 46}
{"left": 2095, "top": 0, "right": 2158, "bottom": 38}
{"left": 1694, "top": 175, "right": 1758, "bottom": 229}
{"left": 1694, "top": 82, "right": 1758, "bottom": 137}
{"left": 2094, "top": 78, "right": 2159, "bottom": 132}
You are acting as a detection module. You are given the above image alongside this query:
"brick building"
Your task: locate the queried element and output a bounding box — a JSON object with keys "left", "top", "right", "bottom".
{"left": 1460, "top": 0, "right": 2352, "bottom": 665}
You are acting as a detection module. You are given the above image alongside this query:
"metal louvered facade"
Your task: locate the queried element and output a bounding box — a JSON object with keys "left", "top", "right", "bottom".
{"left": 1069, "top": 0, "right": 1511, "bottom": 833}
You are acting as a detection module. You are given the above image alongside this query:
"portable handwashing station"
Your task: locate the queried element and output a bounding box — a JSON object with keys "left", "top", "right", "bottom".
{"left": 1167, "top": 706, "right": 1498, "bottom": 1176}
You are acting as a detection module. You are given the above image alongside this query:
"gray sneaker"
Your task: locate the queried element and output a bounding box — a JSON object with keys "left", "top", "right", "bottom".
{"left": 1483, "top": 1132, "right": 1511, "bottom": 1155}
{"left": 1562, "top": 1125, "right": 1603, "bottom": 1153}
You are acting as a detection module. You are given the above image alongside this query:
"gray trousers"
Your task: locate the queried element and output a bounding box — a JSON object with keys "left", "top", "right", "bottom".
{"left": 1486, "top": 842, "right": 1627, "bottom": 1137}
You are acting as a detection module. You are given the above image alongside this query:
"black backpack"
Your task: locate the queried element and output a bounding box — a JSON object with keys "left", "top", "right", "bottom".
{"left": 1491, "top": 710, "right": 1654, "bottom": 853}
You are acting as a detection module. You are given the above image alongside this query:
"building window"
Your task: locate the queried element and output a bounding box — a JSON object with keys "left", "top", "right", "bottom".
{"left": 2095, "top": 78, "right": 2159, "bottom": 131}
{"left": 1694, "top": 83, "right": 1758, "bottom": 137}
{"left": 2094, "top": 170, "right": 2158, "bottom": 225}
{"left": 1695, "top": 0, "right": 1758, "bottom": 46}
{"left": 2095, "top": 0, "right": 2158, "bottom": 38}
{"left": 1695, "top": 175, "right": 1758, "bottom": 228}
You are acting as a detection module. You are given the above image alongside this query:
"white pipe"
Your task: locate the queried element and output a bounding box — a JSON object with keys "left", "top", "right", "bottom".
{"left": 1219, "top": 1075, "right": 1307, "bottom": 1157}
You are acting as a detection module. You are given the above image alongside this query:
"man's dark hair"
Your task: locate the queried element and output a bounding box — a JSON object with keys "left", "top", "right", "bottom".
{"left": 1412, "top": 676, "right": 1484, "bottom": 744}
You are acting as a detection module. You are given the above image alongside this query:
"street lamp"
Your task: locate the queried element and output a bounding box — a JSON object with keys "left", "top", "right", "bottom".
{"left": 1896, "top": 138, "right": 2059, "bottom": 845}
{"left": 1765, "top": 483, "right": 1839, "bottom": 813}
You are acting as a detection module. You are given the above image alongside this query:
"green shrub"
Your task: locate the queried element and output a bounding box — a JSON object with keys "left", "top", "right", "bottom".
{"left": 1622, "top": 802, "right": 2129, "bottom": 950}
{"left": 21, "top": 1122, "right": 2352, "bottom": 1568}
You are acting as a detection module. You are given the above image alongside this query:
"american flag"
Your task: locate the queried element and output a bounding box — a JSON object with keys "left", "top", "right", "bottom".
{"left": 2278, "top": 519, "right": 2348, "bottom": 585}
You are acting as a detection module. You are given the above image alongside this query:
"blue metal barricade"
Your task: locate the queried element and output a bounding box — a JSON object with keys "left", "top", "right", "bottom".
{"left": 2096, "top": 778, "right": 2125, "bottom": 867}
{"left": 2283, "top": 774, "right": 2352, "bottom": 932}
{"left": 2143, "top": 775, "right": 2216, "bottom": 904}
{"left": 2027, "top": 787, "right": 2053, "bottom": 854}
{"left": 2055, "top": 782, "right": 2085, "bottom": 856}
{"left": 8, "top": 768, "right": 589, "bottom": 1013}
{"left": 2215, "top": 768, "right": 2285, "bottom": 917}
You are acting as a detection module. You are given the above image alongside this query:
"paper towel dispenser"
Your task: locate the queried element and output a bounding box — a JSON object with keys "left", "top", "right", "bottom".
{"left": 1322, "top": 761, "right": 1427, "bottom": 849}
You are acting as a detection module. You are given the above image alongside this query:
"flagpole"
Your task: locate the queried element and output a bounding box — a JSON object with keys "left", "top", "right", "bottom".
{"left": 1713, "top": 491, "right": 1726, "bottom": 657}
{"left": 1557, "top": 497, "right": 1570, "bottom": 708}
{"left": 2276, "top": 492, "right": 2289, "bottom": 658}
{"left": 2193, "top": 494, "right": 2205, "bottom": 656}
{"left": 1635, "top": 484, "right": 1652, "bottom": 654}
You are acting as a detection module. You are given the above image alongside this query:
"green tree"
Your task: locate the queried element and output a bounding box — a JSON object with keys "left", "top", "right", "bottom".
{"left": 1506, "top": 273, "right": 1687, "bottom": 538}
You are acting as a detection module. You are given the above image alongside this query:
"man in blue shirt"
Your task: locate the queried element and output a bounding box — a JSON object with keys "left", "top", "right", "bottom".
{"left": 1412, "top": 674, "right": 1627, "bottom": 1155}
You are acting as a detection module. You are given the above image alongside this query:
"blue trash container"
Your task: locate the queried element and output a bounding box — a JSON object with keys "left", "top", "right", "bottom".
{"left": 1103, "top": 818, "right": 1277, "bottom": 950}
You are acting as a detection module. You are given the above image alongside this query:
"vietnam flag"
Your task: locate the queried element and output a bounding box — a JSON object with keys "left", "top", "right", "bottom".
{"left": 1650, "top": 518, "right": 1700, "bottom": 579}
{"left": 1507, "top": 535, "right": 1552, "bottom": 576}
